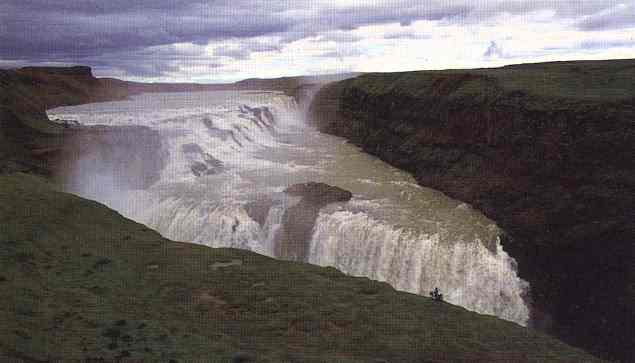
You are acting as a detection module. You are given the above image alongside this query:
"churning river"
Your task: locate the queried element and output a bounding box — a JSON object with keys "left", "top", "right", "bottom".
{"left": 49, "top": 90, "right": 530, "bottom": 325}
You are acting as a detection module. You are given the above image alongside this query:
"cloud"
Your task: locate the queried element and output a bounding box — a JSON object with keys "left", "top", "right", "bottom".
{"left": 0, "top": 1, "right": 292, "bottom": 60}
{"left": 484, "top": 41, "right": 504, "bottom": 58}
{"left": 320, "top": 48, "right": 365, "bottom": 59}
{"left": 214, "top": 41, "right": 282, "bottom": 60}
{"left": 213, "top": 46, "right": 251, "bottom": 60}
{"left": 576, "top": 3, "right": 635, "bottom": 30}
{"left": 318, "top": 31, "right": 363, "bottom": 43}
{"left": 383, "top": 30, "right": 431, "bottom": 40}
{"left": 1, "top": 0, "right": 633, "bottom": 80}
{"left": 579, "top": 38, "right": 635, "bottom": 50}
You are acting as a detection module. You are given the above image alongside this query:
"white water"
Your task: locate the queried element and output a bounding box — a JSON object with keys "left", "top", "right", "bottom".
{"left": 49, "top": 90, "right": 530, "bottom": 325}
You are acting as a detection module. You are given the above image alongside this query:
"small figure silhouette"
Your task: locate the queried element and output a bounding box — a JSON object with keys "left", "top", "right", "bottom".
{"left": 430, "top": 287, "right": 444, "bottom": 302}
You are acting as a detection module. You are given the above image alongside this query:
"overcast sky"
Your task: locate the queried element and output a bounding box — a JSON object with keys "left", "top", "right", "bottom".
{"left": 1, "top": 1, "right": 634, "bottom": 82}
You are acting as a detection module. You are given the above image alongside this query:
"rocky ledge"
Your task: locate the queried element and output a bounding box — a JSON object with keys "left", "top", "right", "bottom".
{"left": 276, "top": 182, "right": 353, "bottom": 261}
{"left": 309, "top": 59, "right": 635, "bottom": 362}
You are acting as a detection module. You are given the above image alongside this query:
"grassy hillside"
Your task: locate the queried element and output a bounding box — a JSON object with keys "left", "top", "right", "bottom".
{"left": 309, "top": 58, "right": 635, "bottom": 362}
{"left": 0, "top": 173, "right": 602, "bottom": 362}
{"left": 354, "top": 59, "right": 635, "bottom": 101}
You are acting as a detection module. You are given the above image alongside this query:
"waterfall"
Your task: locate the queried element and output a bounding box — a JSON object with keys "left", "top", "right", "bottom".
{"left": 308, "top": 210, "right": 530, "bottom": 325}
{"left": 48, "top": 90, "right": 531, "bottom": 327}
{"left": 111, "top": 190, "right": 290, "bottom": 258}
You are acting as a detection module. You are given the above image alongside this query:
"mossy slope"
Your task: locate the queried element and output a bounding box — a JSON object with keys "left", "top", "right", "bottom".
{"left": 0, "top": 173, "right": 601, "bottom": 362}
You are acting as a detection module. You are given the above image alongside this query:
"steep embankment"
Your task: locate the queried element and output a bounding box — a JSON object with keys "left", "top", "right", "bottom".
{"left": 0, "top": 66, "right": 165, "bottom": 188}
{"left": 310, "top": 59, "right": 635, "bottom": 362}
{"left": 0, "top": 173, "right": 602, "bottom": 362}
{"left": 0, "top": 66, "right": 131, "bottom": 175}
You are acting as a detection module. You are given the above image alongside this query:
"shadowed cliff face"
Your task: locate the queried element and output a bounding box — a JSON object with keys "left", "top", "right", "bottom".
{"left": 309, "top": 59, "right": 635, "bottom": 362}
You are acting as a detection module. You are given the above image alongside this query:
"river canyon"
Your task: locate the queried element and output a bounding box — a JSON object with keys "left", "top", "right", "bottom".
{"left": 48, "top": 90, "right": 531, "bottom": 326}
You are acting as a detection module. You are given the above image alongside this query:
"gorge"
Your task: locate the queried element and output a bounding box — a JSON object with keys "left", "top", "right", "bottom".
{"left": 309, "top": 59, "right": 635, "bottom": 362}
{"left": 1, "top": 62, "right": 630, "bottom": 361}
{"left": 47, "top": 88, "right": 531, "bottom": 327}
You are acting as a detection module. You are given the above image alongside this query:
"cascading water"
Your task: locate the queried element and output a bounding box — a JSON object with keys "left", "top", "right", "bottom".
{"left": 309, "top": 208, "right": 529, "bottom": 324}
{"left": 48, "top": 90, "right": 530, "bottom": 326}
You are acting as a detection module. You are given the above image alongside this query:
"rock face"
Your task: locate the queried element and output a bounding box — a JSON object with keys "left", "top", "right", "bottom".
{"left": 309, "top": 59, "right": 635, "bottom": 362}
{"left": 276, "top": 182, "right": 352, "bottom": 261}
{"left": 244, "top": 197, "right": 276, "bottom": 227}
{"left": 285, "top": 182, "right": 353, "bottom": 205}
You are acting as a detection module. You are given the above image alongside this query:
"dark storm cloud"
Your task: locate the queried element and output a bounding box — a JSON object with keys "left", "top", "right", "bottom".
{"left": 0, "top": 0, "right": 488, "bottom": 60}
{"left": 1, "top": 0, "right": 630, "bottom": 78}
{"left": 0, "top": 0, "right": 292, "bottom": 59}
{"left": 317, "top": 4, "right": 470, "bottom": 29}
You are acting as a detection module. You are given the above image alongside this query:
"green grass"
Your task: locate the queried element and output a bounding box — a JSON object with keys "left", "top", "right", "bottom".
{"left": 0, "top": 173, "right": 602, "bottom": 362}
{"left": 345, "top": 58, "right": 635, "bottom": 103}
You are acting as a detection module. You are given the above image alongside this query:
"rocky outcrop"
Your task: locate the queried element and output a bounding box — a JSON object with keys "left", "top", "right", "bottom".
{"left": 276, "top": 182, "right": 352, "bottom": 261}
{"left": 182, "top": 143, "right": 223, "bottom": 177}
{"left": 309, "top": 59, "right": 635, "bottom": 362}
{"left": 285, "top": 182, "right": 353, "bottom": 204}
{"left": 244, "top": 197, "right": 276, "bottom": 227}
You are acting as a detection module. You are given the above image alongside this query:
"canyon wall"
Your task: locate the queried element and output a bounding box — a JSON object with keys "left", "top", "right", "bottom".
{"left": 309, "top": 59, "right": 635, "bottom": 362}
